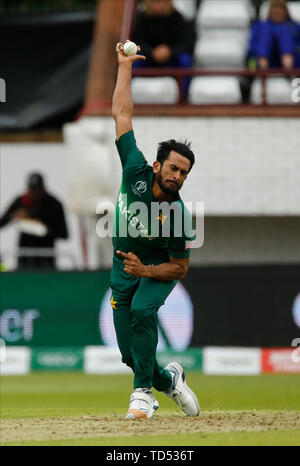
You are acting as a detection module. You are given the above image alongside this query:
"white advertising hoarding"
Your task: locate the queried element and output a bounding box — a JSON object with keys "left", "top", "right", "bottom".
{"left": 203, "top": 347, "right": 261, "bottom": 375}
{"left": 84, "top": 346, "right": 131, "bottom": 374}
{"left": 0, "top": 346, "right": 31, "bottom": 375}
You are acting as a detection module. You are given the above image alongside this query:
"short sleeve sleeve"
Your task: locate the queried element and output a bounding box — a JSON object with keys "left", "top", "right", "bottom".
{"left": 116, "top": 131, "right": 148, "bottom": 172}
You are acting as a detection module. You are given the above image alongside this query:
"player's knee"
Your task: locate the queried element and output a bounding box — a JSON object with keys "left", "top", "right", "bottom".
{"left": 130, "top": 305, "right": 156, "bottom": 329}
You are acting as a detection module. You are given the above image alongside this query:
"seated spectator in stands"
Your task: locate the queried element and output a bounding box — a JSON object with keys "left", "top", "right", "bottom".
{"left": 256, "top": 0, "right": 300, "bottom": 70}
{"left": 0, "top": 173, "right": 68, "bottom": 270}
{"left": 241, "top": 0, "right": 300, "bottom": 101}
{"left": 132, "top": 0, "right": 196, "bottom": 98}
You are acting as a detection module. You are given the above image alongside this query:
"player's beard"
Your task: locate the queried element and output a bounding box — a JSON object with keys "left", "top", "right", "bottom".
{"left": 156, "top": 170, "right": 181, "bottom": 197}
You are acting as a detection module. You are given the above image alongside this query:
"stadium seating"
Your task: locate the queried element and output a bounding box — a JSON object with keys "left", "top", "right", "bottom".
{"left": 194, "top": 30, "right": 249, "bottom": 68}
{"left": 259, "top": 1, "right": 269, "bottom": 19}
{"left": 289, "top": 2, "right": 300, "bottom": 22}
{"left": 132, "top": 77, "right": 179, "bottom": 104}
{"left": 173, "top": 0, "right": 197, "bottom": 21}
{"left": 194, "top": 0, "right": 250, "bottom": 69}
{"left": 196, "top": 0, "right": 251, "bottom": 29}
{"left": 250, "top": 77, "right": 294, "bottom": 103}
{"left": 130, "top": 0, "right": 198, "bottom": 104}
{"left": 132, "top": 0, "right": 297, "bottom": 105}
{"left": 188, "top": 76, "right": 241, "bottom": 104}
{"left": 191, "top": 0, "right": 251, "bottom": 103}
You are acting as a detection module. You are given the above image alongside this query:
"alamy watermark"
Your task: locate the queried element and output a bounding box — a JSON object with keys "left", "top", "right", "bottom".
{"left": 291, "top": 78, "right": 300, "bottom": 103}
{"left": 0, "top": 78, "right": 6, "bottom": 103}
{"left": 96, "top": 195, "right": 204, "bottom": 249}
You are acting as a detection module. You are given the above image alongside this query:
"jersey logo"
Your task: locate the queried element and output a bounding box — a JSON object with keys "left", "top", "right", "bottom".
{"left": 135, "top": 181, "right": 147, "bottom": 193}
{"left": 110, "top": 296, "right": 117, "bottom": 310}
{"left": 156, "top": 213, "right": 168, "bottom": 225}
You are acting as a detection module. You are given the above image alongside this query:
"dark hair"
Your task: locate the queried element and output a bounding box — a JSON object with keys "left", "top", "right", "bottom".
{"left": 27, "top": 172, "right": 44, "bottom": 189}
{"left": 268, "top": 0, "right": 291, "bottom": 20}
{"left": 157, "top": 139, "right": 195, "bottom": 172}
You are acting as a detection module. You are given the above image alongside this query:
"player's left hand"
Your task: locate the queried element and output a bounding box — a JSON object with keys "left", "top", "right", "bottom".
{"left": 116, "top": 41, "right": 146, "bottom": 66}
{"left": 116, "top": 250, "right": 147, "bottom": 278}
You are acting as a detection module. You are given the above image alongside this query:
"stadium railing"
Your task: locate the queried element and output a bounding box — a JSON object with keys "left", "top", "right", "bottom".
{"left": 76, "top": 67, "right": 300, "bottom": 120}
{"left": 131, "top": 68, "right": 300, "bottom": 106}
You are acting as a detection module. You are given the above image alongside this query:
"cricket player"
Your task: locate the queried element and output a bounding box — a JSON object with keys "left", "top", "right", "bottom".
{"left": 111, "top": 41, "right": 199, "bottom": 420}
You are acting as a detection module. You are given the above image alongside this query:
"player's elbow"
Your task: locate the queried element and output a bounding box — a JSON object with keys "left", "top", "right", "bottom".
{"left": 112, "top": 106, "right": 120, "bottom": 121}
{"left": 112, "top": 107, "right": 131, "bottom": 122}
{"left": 113, "top": 111, "right": 133, "bottom": 139}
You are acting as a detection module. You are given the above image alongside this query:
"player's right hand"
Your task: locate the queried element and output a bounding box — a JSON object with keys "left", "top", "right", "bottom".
{"left": 116, "top": 41, "right": 146, "bottom": 65}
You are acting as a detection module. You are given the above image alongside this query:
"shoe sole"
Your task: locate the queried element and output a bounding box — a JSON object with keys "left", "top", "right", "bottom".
{"left": 168, "top": 362, "right": 200, "bottom": 416}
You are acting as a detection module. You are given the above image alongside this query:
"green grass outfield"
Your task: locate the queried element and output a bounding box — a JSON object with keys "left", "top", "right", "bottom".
{"left": 1, "top": 372, "right": 300, "bottom": 446}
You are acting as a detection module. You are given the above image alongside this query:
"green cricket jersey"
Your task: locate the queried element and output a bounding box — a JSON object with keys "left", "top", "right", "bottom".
{"left": 113, "top": 130, "right": 194, "bottom": 264}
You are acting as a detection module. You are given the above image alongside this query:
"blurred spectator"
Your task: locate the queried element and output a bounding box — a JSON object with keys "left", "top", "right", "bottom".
{"left": 0, "top": 173, "right": 68, "bottom": 270}
{"left": 132, "top": 0, "right": 196, "bottom": 98}
{"left": 256, "top": 0, "right": 300, "bottom": 70}
{"left": 251, "top": 0, "right": 300, "bottom": 21}
{"left": 241, "top": 0, "right": 300, "bottom": 102}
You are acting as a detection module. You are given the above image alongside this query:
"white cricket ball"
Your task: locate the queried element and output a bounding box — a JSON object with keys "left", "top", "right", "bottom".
{"left": 123, "top": 41, "right": 138, "bottom": 56}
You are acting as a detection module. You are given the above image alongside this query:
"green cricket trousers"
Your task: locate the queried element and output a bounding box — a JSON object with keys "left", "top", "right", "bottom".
{"left": 110, "top": 254, "right": 176, "bottom": 391}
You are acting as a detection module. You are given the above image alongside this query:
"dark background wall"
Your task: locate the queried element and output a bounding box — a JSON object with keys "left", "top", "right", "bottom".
{"left": 0, "top": 11, "right": 94, "bottom": 130}
{"left": 183, "top": 265, "right": 300, "bottom": 347}
{"left": 1, "top": 267, "right": 299, "bottom": 348}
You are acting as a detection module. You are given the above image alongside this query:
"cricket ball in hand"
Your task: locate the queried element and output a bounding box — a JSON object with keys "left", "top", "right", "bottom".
{"left": 123, "top": 41, "right": 138, "bottom": 56}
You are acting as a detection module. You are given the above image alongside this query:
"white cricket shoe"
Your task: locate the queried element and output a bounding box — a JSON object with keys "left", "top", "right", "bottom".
{"left": 125, "top": 388, "right": 159, "bottom": 420}
{"left": 164, "top": 362, "right": 200, "bottom": 416}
